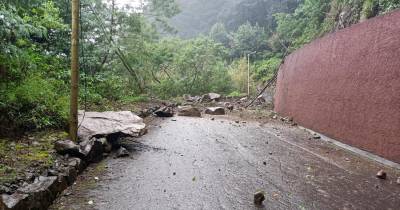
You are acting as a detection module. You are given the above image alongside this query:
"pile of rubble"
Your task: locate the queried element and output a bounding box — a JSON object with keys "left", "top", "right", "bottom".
{"left": 0, "top": 111, "right": 147, "bottom": 210}
{"left": 149, "top": 92, "right": 274, "bottom": 119}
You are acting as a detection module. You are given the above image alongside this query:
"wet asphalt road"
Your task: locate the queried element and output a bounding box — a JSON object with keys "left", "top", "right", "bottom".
{"left": 53, "top": 116, "right": 400, "bottom": 210}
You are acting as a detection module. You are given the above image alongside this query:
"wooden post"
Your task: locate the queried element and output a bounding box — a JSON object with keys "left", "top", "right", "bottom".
{"left": 70, "top": 0, "right": 79, "bottom": 142}
{"left": 247, "top": 54, "right": 250, "bottom": 96}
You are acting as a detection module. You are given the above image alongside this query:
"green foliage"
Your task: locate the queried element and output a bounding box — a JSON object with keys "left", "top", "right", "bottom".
{"left": 378, "top": 0, "right": 400, "bottom": 13}
{"left": 274, "top": 0, "right": 332, "bottom": 52}
{"left": 227, "top": 90, "right": 246, "bottom": 98}
{"left": 209, "top": 22, "right": 230, "bottom": 48}
{"left": 229, "top": 58, "right": 248, "bottom": 93}
{"left": 254, "top": 57, "right": 282, "bottom": 82}
{"left": 361, "top": 0, "right": 379, "bottom": 20}
{"left": 230, "top": 22, "right": 269, "bottom": 58}
{"left": 121, "top": 95, "right": 149, "bottom": 103}
{"left": 150, "top": 37, "right": 233, "bottom": 98}
{"left": 1, "top": 75, "right": 68, "bottom": 130}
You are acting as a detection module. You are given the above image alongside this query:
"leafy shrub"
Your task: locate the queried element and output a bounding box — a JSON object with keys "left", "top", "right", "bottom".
{"left": 1, "top": 75, "right": 68, "bottom": 132}
{"left": 121, "top": 95, "right": 149, "bottom": 103}
{"left": 254, "top": 57, "right": 282, "bottom": 82}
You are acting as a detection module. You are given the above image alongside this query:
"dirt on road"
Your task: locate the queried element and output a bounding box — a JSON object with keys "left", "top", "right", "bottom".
{"left": 51, "top": 115, "right": 400, "bottom": 210}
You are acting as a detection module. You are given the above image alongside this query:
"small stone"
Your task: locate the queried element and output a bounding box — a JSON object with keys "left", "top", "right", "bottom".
{"left": 32, "top": 141, "right": 40, "bottom": 146}
{"left": 254, "top": 191, "right": 265, "bottom": 205}
{"left": 211, "top": 118, "right": 215, "bottom": 121}
{"left": 376, "top": 170, "right": 387, "bottom": 179}
{"left": 173, "top": 172, "right": 176, "bottom": 176}
{"left": 269, "top": 152, "right": 273, "bottom": 155}
{"left": 116, "top": 147, "right": 130, "bottom": 158}
{"left": 263, "top": 161, "right": 267, "bottom": 165}
{"left": 205, "top": 107, "right": 225, "bottom": 115}
{"left": 227, "top": 104, "right": 234, "bottom": 111}
{"left": 154, "top": 106, "right": 174, "bottom": 117}
{"left": 312, "top": 134, "right": 321, "bottom": 139}
{"left": 88, "top": 200, "right": 94, "bottom": 205}
{"left": 396, "top": 177, "right": 400, "bottom": 184}
{"left": 64, "top": 192, "right": 73, "bottom": 196}
{"left": 94, "top": 177, "right": 99, "bottom": 181}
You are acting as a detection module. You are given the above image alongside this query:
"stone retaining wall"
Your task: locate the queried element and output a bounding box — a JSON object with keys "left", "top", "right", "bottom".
{"left": 274, "top": 10, "right": 400, "bottom": 163}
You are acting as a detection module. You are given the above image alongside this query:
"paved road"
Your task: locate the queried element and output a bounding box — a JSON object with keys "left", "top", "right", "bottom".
{"left": 53, "top": 116, "right": 400, "bottom": 210}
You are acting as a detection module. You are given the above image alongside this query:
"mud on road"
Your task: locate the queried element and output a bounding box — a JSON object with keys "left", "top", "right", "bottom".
{"left": 52, "top": 115, "right": 400, "bottom": 210}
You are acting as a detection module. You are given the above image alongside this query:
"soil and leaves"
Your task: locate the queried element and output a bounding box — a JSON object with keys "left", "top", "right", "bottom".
{"left": 0, "top": 131, "right": 68, "bottom": 193}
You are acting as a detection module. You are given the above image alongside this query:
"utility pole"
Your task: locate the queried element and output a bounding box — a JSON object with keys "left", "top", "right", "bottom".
{"left": 247, "top": 51, "right": 256, "bottom": 96}
{"left": 70, "top": 0, "right": 80, "bottom": 142}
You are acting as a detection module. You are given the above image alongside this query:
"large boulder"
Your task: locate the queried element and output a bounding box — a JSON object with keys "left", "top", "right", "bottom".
{"left": 78, "top": 111, "right": 146, "bottom": 141}
{"left": 205, "top": 107, "right": 225, "bottom": 115}
{"left": 177, "top": 106, "right": 201, "bottom": 117}
{"left": 153, "top": 106, "right": 174, "bottom": 117}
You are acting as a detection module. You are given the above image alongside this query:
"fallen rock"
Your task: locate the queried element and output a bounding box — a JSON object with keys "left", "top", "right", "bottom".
{"left": 183, "top": 94, "right": 201, "bottom": 103}
{"left": 54, "top": 140, "right": 80, "bottom": 156}
{"left": 154, "top": 106, "right": 174, "bottom": 117}
{"left": 200, "top": 93, "right": 221, "bottom": 102}
{"left": 116, "top": 147, "right": 129, "bottom": 158}
{"left": 67, "top": 157, "right": 85, "bottom": 173}
{"left": 79, "top": 138, "right": 104, "bottom": 163}
{"left": 138, "top": 106, "right": 160, "bottom": 118}
{"left": 312, "top": 133, "right": 321, "bottom": 139}
{"left": 177, "top": 106, "right": 201, "bottom": 117}
{"left": 205, "top": 107, "right": 225, "bottom": 115}
{"left": 239, "top": 97, "right": 248, "bottom": 102}
{"left": 1, "top": 193, "right": 29, "bottom": 210}
{"left": 226, "top": 104, "right": 234, "bottom": 112}
{"left": 78, "top": 111, "right": 146, "bottom": 141}
{"left": 12, "top": 176, "right": 60, "bottom": 209}
{"left": 254, "top": 191, "right": 265, "bottom": 205}
{"left": 0, "top": 185, "right": 11, "bottom": 194}
{"left": 376, "top": 170, "right": 387, "bottom": 179}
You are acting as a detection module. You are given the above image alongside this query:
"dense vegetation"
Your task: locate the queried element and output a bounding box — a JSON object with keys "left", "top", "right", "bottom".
{"left": 1, "top": 0, "right": 399, "bottom": 134}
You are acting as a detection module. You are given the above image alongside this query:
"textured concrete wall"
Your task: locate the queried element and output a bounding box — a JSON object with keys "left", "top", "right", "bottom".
{"left": 274, "top": 10, "right": 400, "bottom": 163}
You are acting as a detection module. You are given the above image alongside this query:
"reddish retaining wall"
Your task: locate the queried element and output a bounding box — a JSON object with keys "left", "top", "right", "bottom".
{"left": 274, "top": 10, "right": 400, "bottom": 163}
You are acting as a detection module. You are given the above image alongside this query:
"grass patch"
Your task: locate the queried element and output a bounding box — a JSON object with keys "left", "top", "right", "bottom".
{"left": 0, "top": 130, "right": 68, "bottom": 186}
{"left": 120, "top": 95, "right": 149, "bottom": 103}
